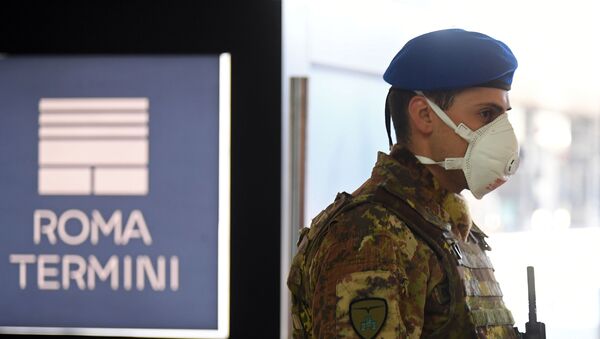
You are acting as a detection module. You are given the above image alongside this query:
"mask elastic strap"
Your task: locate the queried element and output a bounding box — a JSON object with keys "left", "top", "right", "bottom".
{"left": 414, "top": 90, "right": 475, "bottom": 142}
{"left": 415, "top": 155, "right": 464, "bottom": 170}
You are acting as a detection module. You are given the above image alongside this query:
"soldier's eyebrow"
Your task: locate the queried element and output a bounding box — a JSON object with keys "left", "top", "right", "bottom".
{"left": 476, "top": 103, "right": 511, "bottom": 112}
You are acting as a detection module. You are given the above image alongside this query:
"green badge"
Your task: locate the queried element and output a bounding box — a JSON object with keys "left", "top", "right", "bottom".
{"left": 349, "top": 298, "right": 388, "bottom": 339}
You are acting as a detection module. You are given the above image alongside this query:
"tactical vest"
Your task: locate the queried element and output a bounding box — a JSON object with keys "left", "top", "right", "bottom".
{"left": 288, "top": 187, "right": 519, "bottom": 338}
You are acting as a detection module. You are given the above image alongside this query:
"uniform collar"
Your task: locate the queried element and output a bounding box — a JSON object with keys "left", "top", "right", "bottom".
{"left": 370, "top": 145, "right": 472, "bottom": 240}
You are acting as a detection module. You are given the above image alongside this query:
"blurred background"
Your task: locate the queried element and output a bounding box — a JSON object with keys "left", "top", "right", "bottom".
{"left": 282, "top": 0, "right": 600, "bottom": 338}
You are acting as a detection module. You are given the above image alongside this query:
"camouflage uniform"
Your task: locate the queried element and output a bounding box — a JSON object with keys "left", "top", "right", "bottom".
{"left": 287, "top": 146, "right": 518, "bottom": 338}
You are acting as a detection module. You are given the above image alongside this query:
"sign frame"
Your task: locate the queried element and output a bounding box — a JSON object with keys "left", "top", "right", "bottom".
{"left": 0, "top": 53, "right": 231, "bottom": 339}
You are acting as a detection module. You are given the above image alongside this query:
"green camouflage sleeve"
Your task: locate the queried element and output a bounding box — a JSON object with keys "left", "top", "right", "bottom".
{"left": 308, "top": 204, "right": 445, "bottom": 338}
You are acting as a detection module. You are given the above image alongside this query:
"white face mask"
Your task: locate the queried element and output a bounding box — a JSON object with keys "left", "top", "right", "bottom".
{"left": 413, "top": 91, "right": 520, "bottom": 199}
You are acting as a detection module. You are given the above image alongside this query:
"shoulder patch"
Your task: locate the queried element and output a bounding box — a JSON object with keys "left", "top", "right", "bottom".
{"left": 349, "top": 298, "right": 388, "bottom": 339}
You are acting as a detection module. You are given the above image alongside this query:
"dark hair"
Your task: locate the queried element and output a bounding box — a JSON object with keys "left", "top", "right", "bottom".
{"left": 386, "top": 87, "right": 463, "bottom": 145}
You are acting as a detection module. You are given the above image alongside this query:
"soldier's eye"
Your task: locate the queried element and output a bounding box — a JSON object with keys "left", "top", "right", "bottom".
{"left": 479, "top": 109, "right": 494, "bottom": 123}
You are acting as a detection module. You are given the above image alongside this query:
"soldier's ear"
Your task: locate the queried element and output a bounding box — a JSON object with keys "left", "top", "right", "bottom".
{"left": 407, "top": 95, "right": 434, "bottom": 135}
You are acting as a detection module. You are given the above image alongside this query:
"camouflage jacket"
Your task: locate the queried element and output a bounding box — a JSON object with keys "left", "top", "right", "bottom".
{"left": 287, "top": 146, "right": 517, "bottom": 338}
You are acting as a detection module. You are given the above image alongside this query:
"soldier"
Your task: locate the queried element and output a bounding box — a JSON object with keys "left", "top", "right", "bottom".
{"left": 288, "top": 28, "right": 521, "bottom": 338}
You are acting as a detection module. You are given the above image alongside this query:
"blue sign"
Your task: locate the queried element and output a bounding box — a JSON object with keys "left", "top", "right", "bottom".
{"left": 0, "top": 55, "right": 230, "bottom": 338}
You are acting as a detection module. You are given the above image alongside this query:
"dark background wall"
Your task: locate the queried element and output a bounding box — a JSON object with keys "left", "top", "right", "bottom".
{"left": 0, "top": 1, "right": 282, "bottom": 338}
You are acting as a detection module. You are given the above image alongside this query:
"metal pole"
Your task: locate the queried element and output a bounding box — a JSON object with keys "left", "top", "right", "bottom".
{"left": 290, "top": 77, "right": 308, "bottom": 251}
{"left": 280, "top": 76, "right": 308, "bottom": 339}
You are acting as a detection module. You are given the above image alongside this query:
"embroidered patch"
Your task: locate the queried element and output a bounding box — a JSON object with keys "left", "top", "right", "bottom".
{"left": 349, "top": 298, "right": 388, "bottom": 339}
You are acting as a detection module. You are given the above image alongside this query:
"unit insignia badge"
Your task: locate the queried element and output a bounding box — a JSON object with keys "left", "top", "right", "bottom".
{"left": 349, "top": 298, "right": 387, "bottom": 339}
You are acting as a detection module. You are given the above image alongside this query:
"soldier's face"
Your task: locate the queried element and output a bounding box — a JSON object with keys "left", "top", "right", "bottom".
{"left": 430, "top": 87, "right": 511, "bottom": 191}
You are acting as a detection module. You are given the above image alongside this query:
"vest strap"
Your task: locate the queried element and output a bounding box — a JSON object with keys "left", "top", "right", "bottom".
{"left": 370, "top": 185, "right": 466, "bottom": 338}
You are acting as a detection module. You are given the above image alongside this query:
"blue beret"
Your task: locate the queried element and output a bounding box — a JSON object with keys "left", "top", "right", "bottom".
{"left": 383, "top": 29, "right": 517, "bottom": 91}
